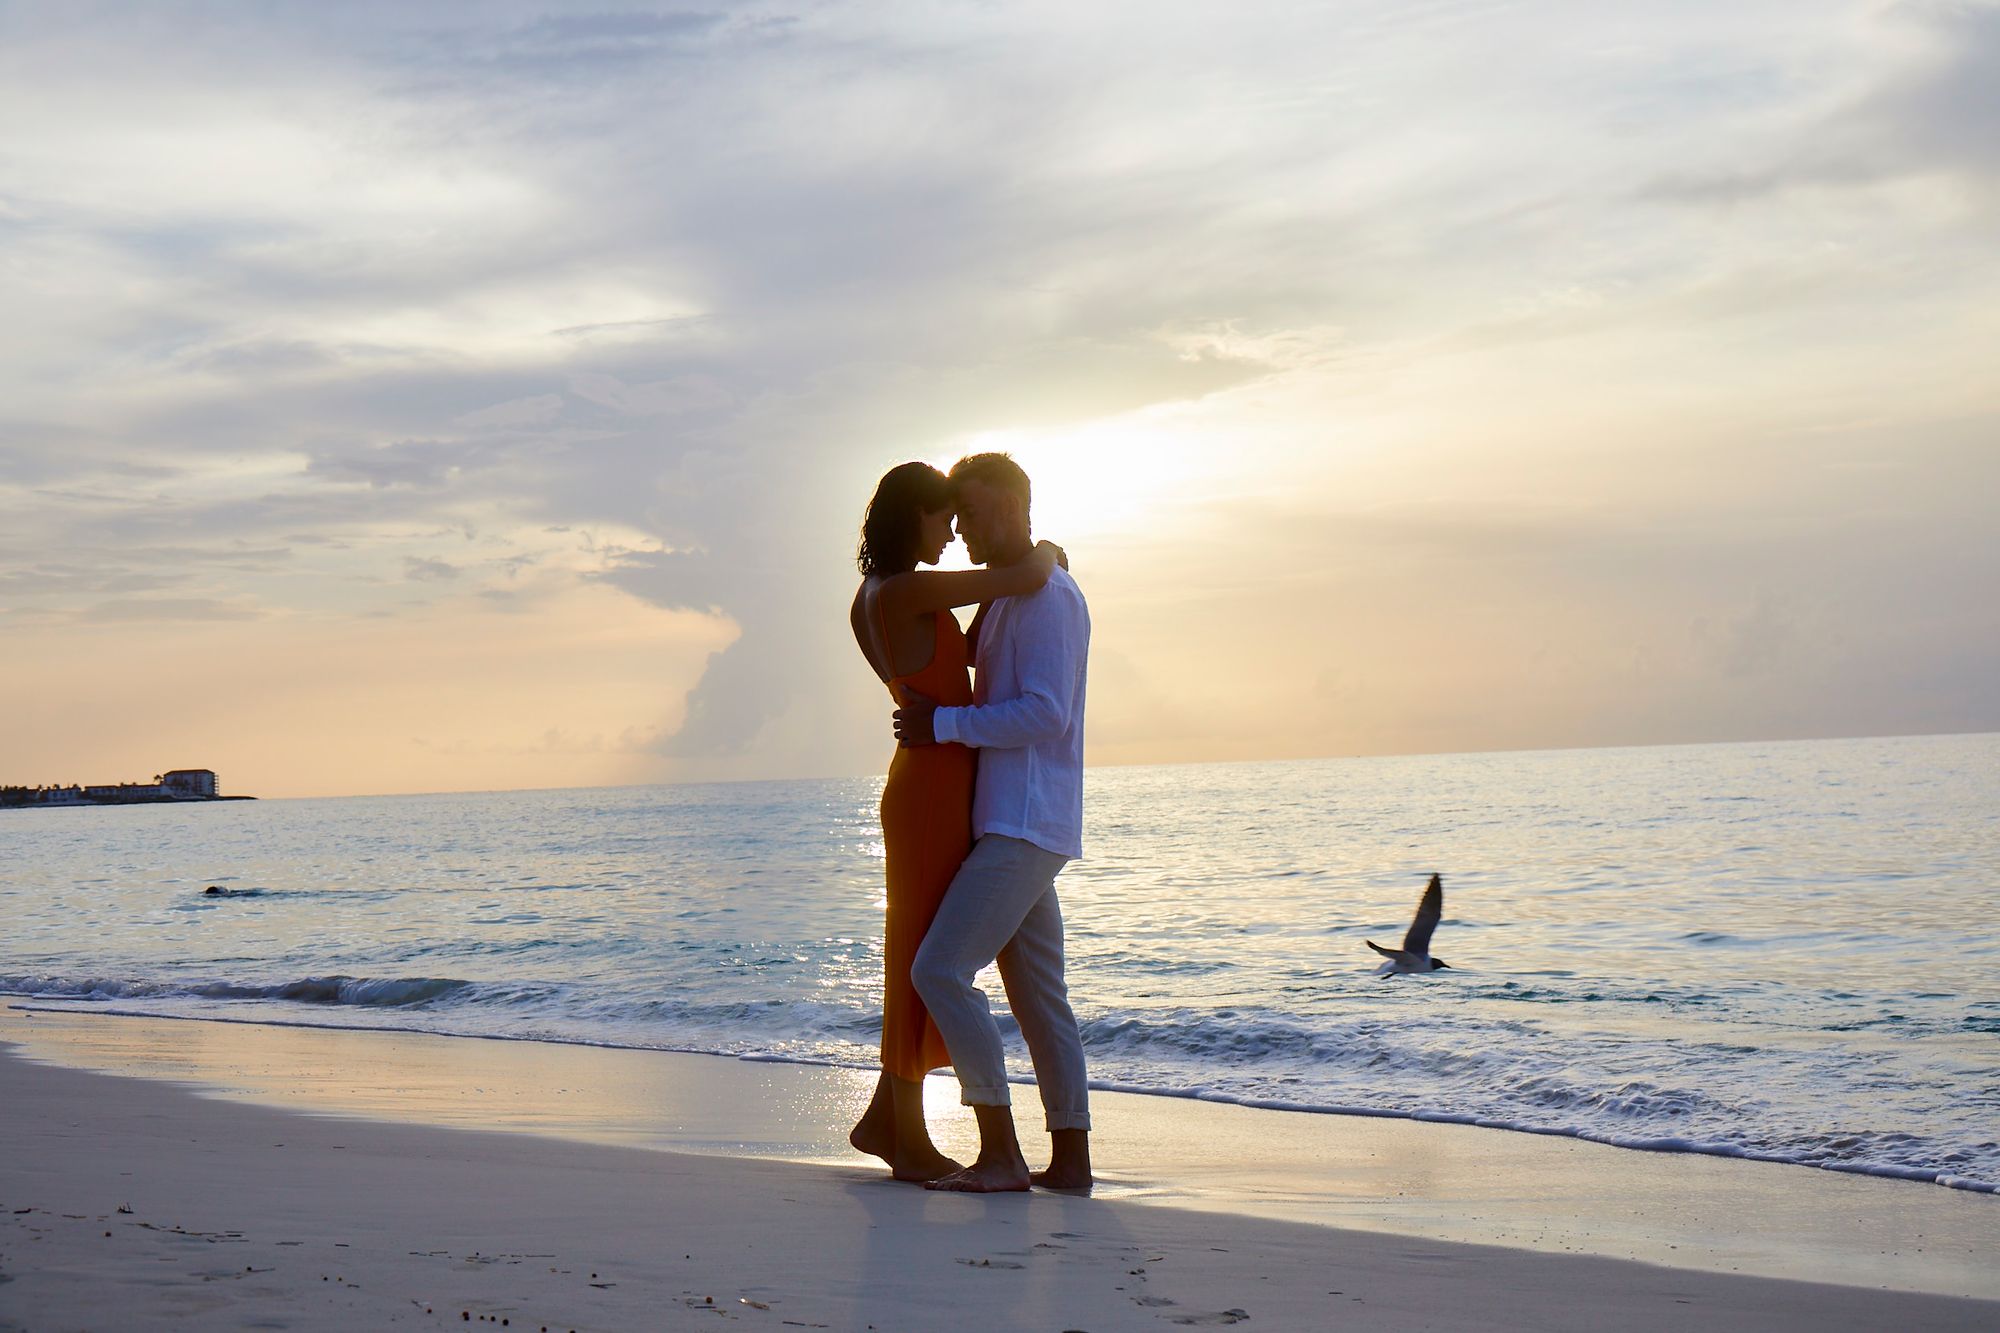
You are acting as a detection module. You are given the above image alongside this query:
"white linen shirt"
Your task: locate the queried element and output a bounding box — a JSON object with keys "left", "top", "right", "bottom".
{"left": 931, "top": 566, "right": 1090, "bottom": 860}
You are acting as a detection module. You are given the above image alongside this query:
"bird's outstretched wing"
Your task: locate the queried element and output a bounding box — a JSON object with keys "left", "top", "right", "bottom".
{"left": 1365, "top": 939, "right": 1400, "bottom": 958}
{"left": 1401, "top": 874, "right": 1443, "bottom": 954}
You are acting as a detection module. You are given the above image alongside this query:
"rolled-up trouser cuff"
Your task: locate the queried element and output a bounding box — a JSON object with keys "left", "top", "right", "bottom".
{"left": 959, "top": 1083, "right": 1012, "bottom": 1108}
{"left": 1044, "top": 1109, "right": 1092, "bottom": 1132}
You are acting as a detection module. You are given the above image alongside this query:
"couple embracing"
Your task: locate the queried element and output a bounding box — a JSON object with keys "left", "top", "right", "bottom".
{"left": 847, "top": 452, "right": 1093, "bottom": 1193}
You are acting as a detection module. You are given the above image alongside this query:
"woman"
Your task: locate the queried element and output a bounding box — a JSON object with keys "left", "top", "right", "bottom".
{"left": 847, "top": 461, "right": 1064, "bottom": 1181}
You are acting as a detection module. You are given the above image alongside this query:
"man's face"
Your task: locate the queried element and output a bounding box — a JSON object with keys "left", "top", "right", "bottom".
{"left": 953, "top": 478, "right": 1011, "bottom": 565}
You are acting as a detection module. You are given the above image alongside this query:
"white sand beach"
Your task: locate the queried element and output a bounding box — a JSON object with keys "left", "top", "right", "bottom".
{"left": 3, "top": 1008, "right": 1996, "bottom": 1332}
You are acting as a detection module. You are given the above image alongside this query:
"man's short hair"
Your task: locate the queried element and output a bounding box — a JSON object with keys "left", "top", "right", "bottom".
{"left": 948, "top": 451, "right": 1031, "bottom": 515}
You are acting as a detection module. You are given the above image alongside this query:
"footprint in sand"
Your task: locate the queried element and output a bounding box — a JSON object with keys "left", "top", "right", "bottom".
{"left": 1171, "top": 1310, "right": 1250, "bottom": 1326}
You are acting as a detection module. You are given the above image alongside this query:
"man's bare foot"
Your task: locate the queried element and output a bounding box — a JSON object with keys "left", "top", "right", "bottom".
{"left": 1028, "top": 1162, "right": 1094, "bottom": 1190}
{"left": 924, "top": 1157, "right": 1032, "bottom": 1192}
{"left": 889, "top": 1147, "right": 964, "bottom": 1183}
{"left": 1031, "top": 1128, "right": 1093, "bottom": 1190}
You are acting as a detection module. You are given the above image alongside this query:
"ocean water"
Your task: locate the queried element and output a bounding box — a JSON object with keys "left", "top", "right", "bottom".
{"left": 3, "top": 733, "right": 1996, "bottom": 1192}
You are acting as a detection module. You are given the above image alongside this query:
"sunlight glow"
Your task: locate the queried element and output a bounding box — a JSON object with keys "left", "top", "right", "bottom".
{"left": 936, "top": 414, "right": 1211, "bottom": 548}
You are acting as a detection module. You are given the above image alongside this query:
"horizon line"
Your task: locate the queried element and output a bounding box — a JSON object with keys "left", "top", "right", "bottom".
{"left": 13, "top": 726, "right": 1990, "bottom": 805}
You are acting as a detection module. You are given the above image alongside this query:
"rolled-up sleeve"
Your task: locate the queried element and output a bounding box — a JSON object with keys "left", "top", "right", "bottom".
{"left": 933, "top": 590, "right": 1084, "bottom": 749}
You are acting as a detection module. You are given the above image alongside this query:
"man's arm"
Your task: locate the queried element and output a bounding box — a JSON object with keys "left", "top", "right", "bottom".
{"left": 932, "top": 589, "right": 1086, "bottom": 749}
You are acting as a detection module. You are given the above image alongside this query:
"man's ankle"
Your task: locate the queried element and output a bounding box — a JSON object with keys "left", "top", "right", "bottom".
{"left": 968, "top": 1105, "right": 1024, "bottom": 1164}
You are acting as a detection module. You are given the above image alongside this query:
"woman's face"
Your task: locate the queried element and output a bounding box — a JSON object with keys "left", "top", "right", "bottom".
{"left": 917, "top": 507, "right": 957, "bottom": 565}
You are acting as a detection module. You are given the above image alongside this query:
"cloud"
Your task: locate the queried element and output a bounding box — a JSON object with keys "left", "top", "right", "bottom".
{"left": 186, "top": 338, "right": 344, "bottom": 377}
{"left": 305, "top": 439, "right": 480, "bottom": 489}
{"left": 454, "top": 393, "right": 565, "bottom": 430}
{"left": 81, "top": 597, "right": 264, "bottom": 623}
{"left": 567, "top": 373, "right": 731, "bottom": 418}
{"left": 0, "top": 565, "right": 185, "bottom": 600}
{"left": 402, "top": 556, "right": 461, "bottom": 582}
{"left": 2, "top": 1, "right": 1996, "bottom": 788}
{"left": 585, "top": 547, "right": 719, "bottom": 616}
{"left": 409, "top": 8, "right": 732, "bottom": 78}
{"left": 1863, "top": 1, "right": 2000, "bottom": 178}
{"left": 1643, "top": 2, "right": 2000, "bottom": 205}
{"left": 1693, "top": 593, "right": 1808, "bottom": 679}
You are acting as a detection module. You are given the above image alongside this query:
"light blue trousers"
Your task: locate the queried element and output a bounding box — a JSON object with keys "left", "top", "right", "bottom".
{"left": 910, "top": 834, "right": 1091, "bottom": 1132}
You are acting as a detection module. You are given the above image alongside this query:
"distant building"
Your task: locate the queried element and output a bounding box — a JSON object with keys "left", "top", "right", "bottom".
{"left": 85, "top": 782, "right": 167, "bottom": 801}
{"left": 163, "top": 769, "right": 218, "bottom": 798}
{"left": 3, "top": 769, "right": 233, "bottom": 808}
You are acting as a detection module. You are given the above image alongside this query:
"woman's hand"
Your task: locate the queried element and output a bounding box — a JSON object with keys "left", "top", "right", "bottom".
{"left": 1035, "top": 539, "right": 1069, "bottom": 571}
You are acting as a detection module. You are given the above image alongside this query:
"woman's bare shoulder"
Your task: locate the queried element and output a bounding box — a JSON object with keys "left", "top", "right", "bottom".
{"left": 851, "top": 578, "right": 892, "bottom": 682}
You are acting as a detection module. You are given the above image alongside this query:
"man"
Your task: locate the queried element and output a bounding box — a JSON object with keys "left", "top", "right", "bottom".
{"left": 893, "top": 451, "right": 1093, "bottom": 1193}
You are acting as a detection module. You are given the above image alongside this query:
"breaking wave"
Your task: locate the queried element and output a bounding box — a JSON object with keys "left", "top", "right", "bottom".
{"left": 2, "top": 974, "right": 474, "bottom": 1009}
{"left": 6, "top": 972, "right": 1993, "bottom": 1194}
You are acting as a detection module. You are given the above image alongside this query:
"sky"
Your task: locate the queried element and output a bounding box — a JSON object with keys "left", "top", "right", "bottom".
{"left": 3, "top": 1, "right": 1996, "bottom": 799}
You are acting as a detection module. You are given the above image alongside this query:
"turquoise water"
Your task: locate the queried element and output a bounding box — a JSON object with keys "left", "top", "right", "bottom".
{"left": 3, "top": 733, "right": 1996, "bottom": 1190}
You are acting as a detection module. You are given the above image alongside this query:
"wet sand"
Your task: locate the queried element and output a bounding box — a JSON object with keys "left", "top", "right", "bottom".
{"left": 2, "top": 1007, "right": 1996, "bottom": 1330}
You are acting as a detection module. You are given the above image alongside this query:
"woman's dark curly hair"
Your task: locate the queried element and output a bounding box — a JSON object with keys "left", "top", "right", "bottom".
{"left": 857, "top": 462, "right": 952, "bottom": 577}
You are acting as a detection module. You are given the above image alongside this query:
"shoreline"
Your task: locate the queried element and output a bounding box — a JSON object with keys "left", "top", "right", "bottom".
{"left": 10, "top": 995, "right": 1993, "bottom": 1197}
{"left": 0, "top": 794, "right": 255, "bottom": 810}
{"left": 3, "top": 1007, "right": 1995, "bottom": 1305}
{"left": 4, "top": 1033, "right": 1996, "bottom": 1332}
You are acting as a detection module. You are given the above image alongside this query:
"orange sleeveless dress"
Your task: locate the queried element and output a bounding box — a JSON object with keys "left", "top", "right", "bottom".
{"left": 877, "top": 607, "right": 975, "bottom": 1081}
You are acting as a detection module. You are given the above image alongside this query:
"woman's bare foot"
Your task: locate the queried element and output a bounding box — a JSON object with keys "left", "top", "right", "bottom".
{"left": 849, "top": 1069, "right": 903, "bottom": 1165}
{"left": 889, "top": 1146, "right": 964, "bottom": 1183}
{"left": 924, "top": 1155, "right": 1032, "bottom": 1192}
{"left": 852, "top": 1117, "right": 961, "bottom": 1181}
{"left": 848, "top": 1111, "right": 896, "bottom": 1165}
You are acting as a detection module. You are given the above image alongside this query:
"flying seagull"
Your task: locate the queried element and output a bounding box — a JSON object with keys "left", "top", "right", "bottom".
{"left": 1367, "top": 874, "right": 1451, "bottom": 977}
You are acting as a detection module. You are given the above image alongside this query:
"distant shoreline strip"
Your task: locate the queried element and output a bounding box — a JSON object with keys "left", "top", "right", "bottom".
{"left": 8, "top": 998, "right": 1994, "bottom": 1196}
